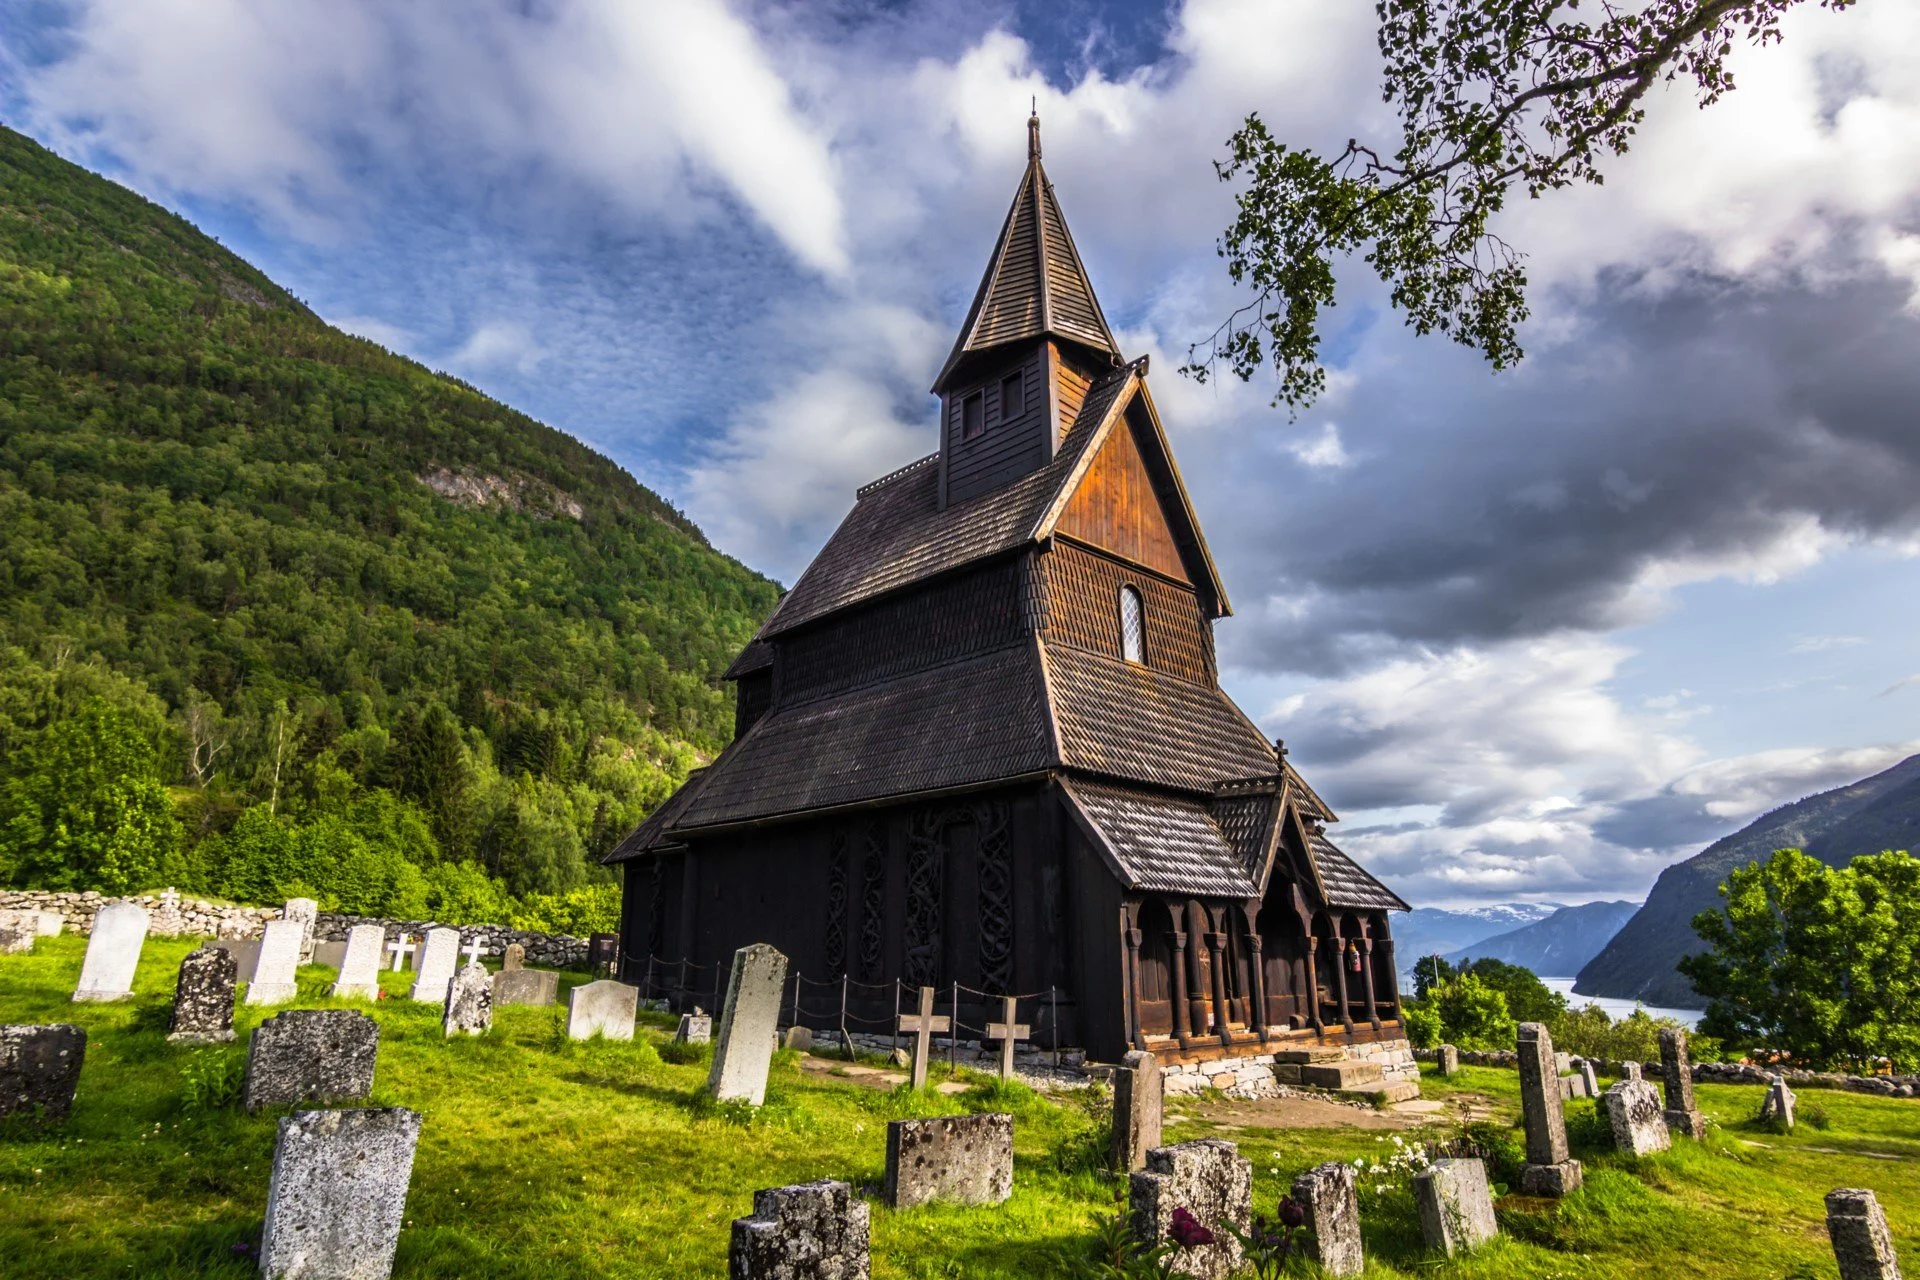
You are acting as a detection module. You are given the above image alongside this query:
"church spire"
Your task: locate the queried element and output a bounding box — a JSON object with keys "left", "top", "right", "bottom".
{"left": 931, "top": 114, "right": 1120, "bottom": 394}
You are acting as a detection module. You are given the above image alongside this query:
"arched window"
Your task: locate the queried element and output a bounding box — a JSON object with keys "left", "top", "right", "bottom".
{"left": 1119, "top": 585, "right": 1145, "bottom": 664}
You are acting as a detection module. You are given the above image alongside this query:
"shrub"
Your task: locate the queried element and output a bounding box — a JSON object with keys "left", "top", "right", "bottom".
{"left": 179, "top": 1049, "right": 246, "bottom": 1113}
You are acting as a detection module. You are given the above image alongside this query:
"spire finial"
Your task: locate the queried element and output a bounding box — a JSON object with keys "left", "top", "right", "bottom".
{"left": 1028, "top": 101, "right": 1041, "bottom": 160}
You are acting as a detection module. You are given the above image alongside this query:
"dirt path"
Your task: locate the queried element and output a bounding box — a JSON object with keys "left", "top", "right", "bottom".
{"left": 1173, "top": 1091, "right": 1502, "bottom": 1132}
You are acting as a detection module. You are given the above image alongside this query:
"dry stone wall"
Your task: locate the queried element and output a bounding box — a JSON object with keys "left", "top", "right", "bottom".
{"left": 1413, "top": 1048, "right": 1920, "bottom": 1098}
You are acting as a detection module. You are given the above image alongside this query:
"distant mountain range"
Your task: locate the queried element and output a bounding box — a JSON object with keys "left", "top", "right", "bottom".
{"left": 1445, "top": 900, "right": 1641, "bottom": 976}
{"left": 1578, "top": 753, "right": 1920, "bottom": 1007}
{"left": 1393, "top": 904, "right": 1562, "bottom": 968}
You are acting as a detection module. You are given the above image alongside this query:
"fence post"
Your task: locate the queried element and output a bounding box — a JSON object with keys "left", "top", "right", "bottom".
{"left": 713, "top": 962, "right": 723, "bottom": 1014}
{"left": 892, "top": 978, "right": 902, "bottom": 1055}
{"left": 1052, "top": 987, "right": 1060, "bottom": 1069}
{"left": 839, "top": 974, "right": 850, "bottom": 1056}
{"left": 789, "top": 970, "right": 802, "bottom": 1031}
{"left": 678, "top": 957, "right": 690, "bottom": 1012}
{"left": 950, "top": 981, "right": 959, "bottom": 1074}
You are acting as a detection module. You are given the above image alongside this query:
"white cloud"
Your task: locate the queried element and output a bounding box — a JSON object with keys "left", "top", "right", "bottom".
{"left": 1789, "top": 634, "right": 1868, "bottom": 654}
{"left": 329, "top": 314, "right": 415, "bottom": 354}
{"left": 448, "top": 322, "right": 547, "bottom": 378}
{"left": 1287, "top": 423, "right": 1350, "bottom": 470}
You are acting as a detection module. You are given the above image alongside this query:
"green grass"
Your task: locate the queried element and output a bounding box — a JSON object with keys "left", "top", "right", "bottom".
{"left": 3, "top": 937, "right": 1917, "bottom": 1278}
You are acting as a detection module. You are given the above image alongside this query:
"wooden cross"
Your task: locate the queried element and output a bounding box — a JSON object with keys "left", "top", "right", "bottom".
{"left": 386, "top": 935, "right": 417, "bottom": 972}
{"left": 987, "top": 995, "right": 1031, "bottom": 1081}
{"left": 460, "top": 939, "right": 488, "bottom": 968}
{"left": 896, "top": 984, "right": 950, "bottom": 1090}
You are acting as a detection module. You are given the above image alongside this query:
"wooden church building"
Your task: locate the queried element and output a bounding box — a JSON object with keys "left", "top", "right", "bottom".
{"left": 607, "top": 118, "right": 1409, "bottom": 1065}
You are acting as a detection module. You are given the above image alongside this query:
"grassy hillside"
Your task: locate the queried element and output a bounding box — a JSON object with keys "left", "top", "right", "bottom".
{"left": 0, "top": 124, "right": 780, "bottom": 911}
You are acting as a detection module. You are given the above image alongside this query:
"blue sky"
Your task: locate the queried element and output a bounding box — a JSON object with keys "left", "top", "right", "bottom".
{"left": 3, "top": 0, "right": 1917, "bottom": 908}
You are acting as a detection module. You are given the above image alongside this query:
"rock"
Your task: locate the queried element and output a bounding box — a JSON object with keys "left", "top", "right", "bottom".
{"left": 1111, "top": 1050, "right": 1163, "bottom": 1173}
{"left": 730, "top": 1179, "right": 871, "bottom": 1280}
{"left": 246, "top": 919, "right": 305, "bottom": 1007}
{"left": 783, "top": 1025, "right": 814, "bottom": 1052}
{"left": 1825, "top": 1188, "right": 1904, "bottom": 1280}
{"left": 1129, "top": 1140, "right": 1252, "bottom": 1280}
{"left": 408, "top": 928, "right": 460, "bottom": 1004}
{"left": 332, "top": 925, "right": 386, "bottom": 1001}
{"left": 884, "top": 1112, "right": 1014, "bottom": 1208}
{"left": 708, "top": 944, "right": 788, "bottom": 1107}
{"left": 567, "top": 979, "right": 639, "bottom": 1041}
{"left": 1437, "top": 1044, "right": 1459, "bottom": 1077}
{"left": 1291, "top": 1161, "right": 1362, "bottom": 1276}
{"left": 1516, "top": 1023, "right": 1582, "bottom": 1197}
{"left": 243, "top": 1010, "right": 380, "bottom": 1112}
{"left": 493, "top": 968, "right": 559, "bottom": 1007}
{"left": 0, "top": 1024, "right": 86, "bottom": 1124}
{"left": 442, "top": 963, "right": 493, "bottom": 1037}
{"left": 260, "top": 1108, "right": 420, "bottom": 1280}
{"left": 72, "top": 901, "right": 148, "bottom": 1002}
{"left": 890, "top": 1047, "right": 910, "bottom": 1068}
{"left": 1414, "top": 1158, "right": 1498, "bottom": 1255}
{"left": 0, "top": 909, "right": 36, "bottom": 954}
{"left": 167, "top": 947, "right": 238, "bottom": 1044}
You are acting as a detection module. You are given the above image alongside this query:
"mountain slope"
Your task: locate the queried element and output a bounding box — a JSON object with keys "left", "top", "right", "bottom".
{"left": 1447, "top": 900, "right": 1639, "bottom": 976}
{"left": 1392, "top": 904, "right": 1562, "bottom": 966}
{"left": 1577, "top": 754, "right": 1920, "bottom": 1006}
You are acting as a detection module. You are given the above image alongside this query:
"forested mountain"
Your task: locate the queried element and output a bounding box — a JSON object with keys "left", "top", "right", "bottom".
{"left": 1578, "top": 754, "right": 1920, "bottom": 1006}
{"left": 1446, "top": 900, "right": 1639, "bottom": 976}
{"left": 0, "top": 124, "right": 781, "bottom": 924}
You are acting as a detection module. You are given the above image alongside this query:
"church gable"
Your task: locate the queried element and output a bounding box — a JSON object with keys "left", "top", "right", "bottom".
{"left": 1056, "top": 404, "right": 1189, "bottom": 583}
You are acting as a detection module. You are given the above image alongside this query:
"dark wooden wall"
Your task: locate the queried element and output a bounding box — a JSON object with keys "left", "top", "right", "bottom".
{"left": 1036, "top": 542, "right": 1215, "bottom": 684}
{"left": 941, "top": 347, "right": 1049, "bottom": 506}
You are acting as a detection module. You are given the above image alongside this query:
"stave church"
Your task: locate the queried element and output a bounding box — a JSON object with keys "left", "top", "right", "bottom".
{"left": 606, "top": 117, "right": 1408, "bottom": 1066}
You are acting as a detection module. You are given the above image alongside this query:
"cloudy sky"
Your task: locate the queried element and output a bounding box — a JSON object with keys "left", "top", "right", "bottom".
{"left": 4, "top": 0, "right": 1918, "bottom": 909}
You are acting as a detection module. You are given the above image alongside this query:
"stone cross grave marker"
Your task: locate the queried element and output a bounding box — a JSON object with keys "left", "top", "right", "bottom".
{"left": 1111, "top": 1049, "right": 1163, "bottom": 1174}
{"left": 72, "top": 900, "right": 149, "bottom": 1002}
{"left": 1761, "top": 1075, "right": 1797, "bottom": 1130}
{"left": 493, "top": 966, "right": 558, "bottom": 1007}
{"left": 246, "top": 918, "right": 305, "bottom": 1007}
{"left": 1129, "top": 1139, "right": 1253, "bottom": 1280}
{"left": 884, "top": 1112, "right": 1014, "bottom": 1208}
{"left": 460, "top": 938, "right": 487, "bottom": 968}
{"left": 0, "top": 1024, "right": 87, "bottom": 1124}
{"left": 1413, "top": 1158, "right": 1498, "bottom": 1256}
{"left": 1826, "top": 1188, "right": 1904, "bottom": 1280}
{"left": 1437, "top": 1044, "right": 1459, "bottom": 1077}
{"left": 1292, "top": 1161, "right": 1363, "bottom": 1277}
{"left": 566, "top": 979, "right": 638, "bottom": 1040}
{"left": 0, "top": 909, "right": 38, "bottom": 954}
{"left": 443, "top": 963, "right": 493, "bottom": 1037}
{"left": 409, "top": 928, "right": 460, "bottom": 1003}
{"left": 243, "top": 1009, "right": 380, "bottom": 1112}
{"left": 332, "top": 925, "right": 386, "bottom": 1000}
{"left": 730, "top": 1179, "right": 871, "bottom": 1280}
{"left": 986, "top": 995, "right": 1031, "bottom": 1081}
{"left": 386, "top": 934, "right": 417, "bottom": 973}
{"left": 168, "top": 947, "right": 237, "bottom": 1043}
{"left": 151, "top": 887, "right": 185, "bottom": 936}
{"left": 708, "top": 943, "right": 789, "bottom": 1106}
{"left": 502, "top": 943, "right": 525, "bottom": 971}
{"left": 1604, "top": 1079, "right": 1672, "bottom": 1156}
{"left": 896, "top": 985, "right": 950, "bottom": 1091}
{"left": 676, "top": 1008, "right": 712, "bottom": 1044}
{"left": 260, "top": 1107, "right": 421, "bottom": 1280}
{"left": 1516, "top": 1022, "right": 1583, "bottom": 1197}
{"left": 281, "top": 897, "right": 319, "bottom": 964}
{"left": 1659, "top": 1027, "right": 1706, "bottom": 1137}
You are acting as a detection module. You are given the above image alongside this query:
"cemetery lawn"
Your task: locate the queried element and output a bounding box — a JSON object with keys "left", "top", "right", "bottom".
{"left": 0, "top": 937, "right": 1911, "bottom": 1279}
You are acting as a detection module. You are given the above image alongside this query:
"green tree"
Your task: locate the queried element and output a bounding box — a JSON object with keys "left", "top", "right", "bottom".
{"left": 1415, "top": 971, "right": 1518, "bottom": 1050}
{"left": 384, "top": 703, "right": 473, "bottom": 859}
{"left": 1462, "top": 957, "right": 1568, "bottom": 1025}
{"left": 1411, "top": 953, "right": 1457, "bottom": 999}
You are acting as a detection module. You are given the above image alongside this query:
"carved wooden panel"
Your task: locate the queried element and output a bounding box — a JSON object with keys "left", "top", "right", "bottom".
{"left": 975, "top": 799, "right": 1014, "bottom": 995}
{"left": 824, "top": 828, "right": 850, "bottom": 975}
{"left": 904, "top": 809, "right": 946, "bottom": 989}
{"left": 859, "top": 824, "right": 887, "bottom": 979}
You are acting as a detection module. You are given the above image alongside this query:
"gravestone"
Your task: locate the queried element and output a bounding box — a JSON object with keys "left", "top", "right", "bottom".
{"left": 1826, "top": 1188, "right": 1904, "bottom": 1280}
{"left": 1111, "top": 1050, "right": 1164, "bottom": 1173}
{"left": 1604, "top": 1079, "right": 1672, "bottom": 1156}
{"left": 783, "top": 1025, "right": 814, "bottom": 1052}
{"left": 1577, "top": 1058, "right": 1600, "bottom": 1099}
{"left": 493, "top": 967, "right": 559, "bottom": 1007}
{"left": 502, "top": 943, "right": 525, "bottom": 971}
{"left": 247, "top": 918, "right": 305, "bottom": 1006}
{"left": 1659, "top": 1027, "right": 1706, "bottom": 1137}
{"left": 896, "top": 984, "right": 950, "bottom": 1091}
{"left": 442, "top": 963, "right": 493, "bottom": 1037}
{"left": 1761, "top": 1075, "right": 1797, "bottom": 1130}
{"left": 151, "top": 887, "right": 186, "bottom": 936}
{"left": 1622, "top": 1060, "right": 1643, "bottom": 1081}
{"left": 1437, "top": 1044, "right": 1459, "bottom": 1077}
{"left": 311, "top": 940, "right": 348, "bottom": 970}
{"left": 884, "top": 1112, "right": 1014, "bottom": 1208}
{"left": 0, "top": 909, "right": 37, "bottom": 954}
{"left": 588, "top": 932, "right": 620, "bottom": 977}
{"left": 72, "top": 900, "right": 149, "bottom": 1002}
{"left": 168, "top": 947, "right": 237, "bottom": 1043}
{"left": 281, "top": 898, "right": 319, "bottom": 964}
{"left": 211, "top": 937, "right": 263, "bottom": 983}
{"left": 676, "top": 1008, "right": 712, "bottom": 1044}
{"left": 332, "top": 925, "right": 387, "bottom": 1000}
{"left": 708, "top": 943, "right": 788, "bottom": 1106}
{"left": 0, "top": 1024, "right": 86, "bottom": 1124}
{"left": 1291, "top": 1161, "right": 1363, "bottom": 1276}
{"left": 1516, "top": 1023, "right": 1583, "bottom": 1196}
{"left": 1129, "top": 1139, "right": 1252, "bottom": 1280}
{"left": 409, "top": 928, "right": 460, "bottom": 1003}
{"left": 730, "top": 1179, "right": 871, "bottom": 1280}
{"left": 38, "top": 909, "right": 65, "bottom": 936}
{"left": 566, "top": 979, "right": 638, "bottom": 1041}
{"left": 986, "top": 995, "right": 1031, "bottom": 1080}
{"left": 1413, "top": 1158, "right": 1498, "bottom": 1255}
{"left": 260, "top": 1107, "right": 421, "bottom": 1280}
{"left": 386, "top": 934, "right": 417, "bottom": 973}
{"left": 243, "top": 1009, "right": 380, "bottom": 1112}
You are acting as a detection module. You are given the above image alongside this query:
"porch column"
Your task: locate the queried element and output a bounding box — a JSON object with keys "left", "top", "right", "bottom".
{"left": 1380, "top": 932, "right": 1404, "bottom": 1021}
{"left": 1331, "top": 931, "right": 1356, "bottom": 1034}
{"left": 1125, "top": 924, "right": 1146, "bottom": 1052}
{"left": 1169, "top": 928, "right": 1194, "bottom": 1051}
{"left": 1207, "top": 928, "right": 1234, "bottom": 1047}
{"left": 1303, "top": 927, "right": 1325, "bottom": 1036}
{"left": 1185, "top": 902, "right": 1213, "bottom": 1041}
{"left": 1359, "top": 937, "right": 1383, "bottom": 1032}
{"left": 1244, "top": 908, "right": 1269, "bottom": 1044}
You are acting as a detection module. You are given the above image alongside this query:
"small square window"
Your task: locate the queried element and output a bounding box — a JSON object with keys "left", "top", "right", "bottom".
{"left": 962, "top": 392, "right": 985, "bottom": 440}
{"left": 1000, "top": 373, "right": 1024, "bottom": 419}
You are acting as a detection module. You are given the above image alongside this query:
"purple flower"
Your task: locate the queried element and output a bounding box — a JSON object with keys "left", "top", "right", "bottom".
{"left": 1278, "top": 1195, "right": 1308, "bottom": 1229}
{"left": 1169, "top": 1206, "right": 1215, "bottom": 1249}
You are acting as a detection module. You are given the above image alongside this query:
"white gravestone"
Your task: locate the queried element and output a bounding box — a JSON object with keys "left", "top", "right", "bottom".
{"left": 332, "top": 925, "right": 387, "bottom": 1000}
{"left": 260, "top": 1108, "right": 421, "bottom": 1280}
{"left": 39, "top": 910, "right": 65, "bottom": 937}
{"left": 567, "top": 980, "right": 639, "bottom": 1041}
{"left": 72, "top": 901, "right": 149, "bottom": 1002}
{"left": 247, "top": 919, "right": 305, "bottom": 1007}
{"left": 409, "top": 928, "right": 460, "bottom": 1003}
{"left": 282, "top": 898, "right": 319, "bottom": 964}
{"left": 708, "top": 944, "right": 789, "bottom": 1107}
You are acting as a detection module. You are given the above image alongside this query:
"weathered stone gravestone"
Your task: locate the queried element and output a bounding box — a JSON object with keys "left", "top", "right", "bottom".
{"left": 247, "top": 918, "right": 306, "bottom": 1007}
{"left": 1622, "top": 1061, "right": 1643, "bottom": 1081}
{"left": 730, "top": 1179, "right": 871, "bottom": 1280}
{"left": 442, "top": 963, "right": 493, "bottom": 1037}
{"left": 38, "top": 909, "right": 64, "bottom": 937}
{"left": 0, "top": 1024, "right": 86, "bottom": 1124}
{"left": 896, "top": 984, "right": 950, "bottom": 1092}
{"left": 502, "top": 942, "right": 525, "bottom": 971}
{"left": 243, "top": 1009, "right": 380, "bottom": 1112}
{"left": 566, "top": 979, "right": 638, "bottom": 1041}
{"left": 884, "top": 1112, "right": 1014, "bottom": 1208}
{"left": 675, "top": 1008, "right": 712, "bottom": 1044}
{"left": 281, "top": 897, "right": 319, "bottom": 964}
{"left": 1414, "top": 1158, "right": 1498, "bottom": 1256}
{"left": 783, "top": 1025, "right": 814, "bottom": 1052}
{"left": 1130, "top": 1140, "right": 1252, "bottom": 1280}
{"left": 1826, "top": 1188, "right": 1904, "bottom": 1280}
{"left": 332, "top": 925, "right": 386, "bottom": 1000}
{"left": 211, "top": 937, "right": 263, "bottom": 983}
{"left": 409, "top": 927, "right": 460, "bottom": 1003}
{"left": 0, "top": 909, "right": 37, "bottom": 954}
{"left": 1658, "top": 1027, "right": 1706, "bottom": 1138}
{"left": 260, "top": 1107, "right": 421, "bottom": 1280}
{"left": 1437, "top": 1044, "right": 1459, "bottom": 1077}
{"left": 1577, "top": 1059, "right": 1600, "bottom": 1098}
{"left": 493, "top": 967, "right": 559, "bottom": 1007}
{"left": 708, "top": 943, "right": 788, "bottom": 1106}
{"left": 72, "top": 900, "right": 149, "bottom": 1002}
{"left": 311, "top": 941, "right": 348, "bottom": 970}
{"left": 1761, "top": 1075, "right": 1797, "bottom": 1130}
{"left": 168, "top": 947, "right": 237, "bottom": 1043}
{"left": 1291, "top": 1161, "right": 1362, "bottom": 1276}
{"left": 1516, "top": 1023, "right": 1583, "bottom": 1196}
{"left": 1111, "top": 1050, "right": 1163, "bottom": 1173}
{"left": 386, "top": 934, "right": 417, "bottom": 972}
{"left": 1603, "top": 1079, "right": 1672, "bottom": 1156}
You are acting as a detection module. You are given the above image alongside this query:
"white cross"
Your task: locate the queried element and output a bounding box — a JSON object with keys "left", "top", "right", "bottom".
{"left": 159, "top": 887, "right": 180, "bottom": 909}
{"left": 387, "top": 935, "right": 417, "bottom": 972}
{"left": 986, "top": 994, "right": 1032, "bottom": 1081}
{"left": 896, "top": 985, "right": 951, "bottom": 1091}
{"left": 460, "top": 939, "right": 488, "bottom": 968}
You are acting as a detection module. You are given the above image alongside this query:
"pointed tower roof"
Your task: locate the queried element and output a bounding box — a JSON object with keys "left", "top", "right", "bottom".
{"left": 931, "top": 114, "right": 1121, "bottom": 393}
